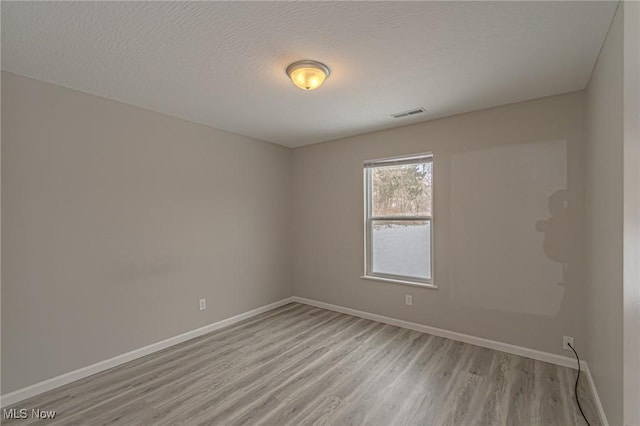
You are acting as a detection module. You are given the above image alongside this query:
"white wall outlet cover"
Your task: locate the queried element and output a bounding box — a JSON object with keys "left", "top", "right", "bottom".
{"left": 199, "top": 299, "right": 206, "bottom": 311}
{"left": 405, "top": 295, "right": 413, "bottom": 306}
{"left": 562, "top": 336, "right": 575, "bottom": 350}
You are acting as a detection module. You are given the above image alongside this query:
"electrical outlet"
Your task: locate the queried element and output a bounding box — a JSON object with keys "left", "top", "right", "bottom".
{"left": 199, "top": 298, "right": 206, "bottom": 311}
{"left": 405, "top": 295, "right": 413, "bottom": 306}
{"left": 563, "top": 336, "right": 574, "bottom": 350}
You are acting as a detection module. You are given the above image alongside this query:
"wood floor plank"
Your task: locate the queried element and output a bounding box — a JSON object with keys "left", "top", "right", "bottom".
{"left": 3, "top": 303, "right": 601, "bottom": 425}
{"left": 47, "top": 305, "right": 334, "bottom": 424}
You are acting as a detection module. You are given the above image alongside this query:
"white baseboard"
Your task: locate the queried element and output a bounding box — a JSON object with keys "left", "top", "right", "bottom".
{"left": 292, "top": 296, "right": 583, "bottom": 369}
{"left": 0, "top": 297, "right": 295, "bottom": 408}
{"left": 292, "top": 296, "right": 608, "bottom": 426}
{"left": 1, "top": 294, "right": 608, "bottom": 426}
{"left": 583, "top": 363, "right": 610, "bottom": 426}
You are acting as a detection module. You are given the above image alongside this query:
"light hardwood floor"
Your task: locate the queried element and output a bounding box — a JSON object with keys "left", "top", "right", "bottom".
{"left": 3, "top": 303, "right": 600, "bottom": 425}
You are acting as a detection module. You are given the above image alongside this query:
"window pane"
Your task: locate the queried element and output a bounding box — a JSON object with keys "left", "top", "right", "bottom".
{"left": 372, "top": 162, "right": 432, "bottom": 217}
{"left": 371, "top": 220, "right": 431, "bottom": 279}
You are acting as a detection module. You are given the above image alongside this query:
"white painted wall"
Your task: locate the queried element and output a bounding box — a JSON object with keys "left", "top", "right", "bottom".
{"left": 585, "top": 4, "right": 624, "bottom": 425}
{"left": 293, "top": 92, "right": 586, "bottom": 358}
{"left": 1, "top": 72, "right": 293, "bottom": 394}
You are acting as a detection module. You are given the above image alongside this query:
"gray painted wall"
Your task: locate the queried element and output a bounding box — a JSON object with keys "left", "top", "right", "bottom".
{"left": 292, "top": 92, "right": 586, "bottom": 358}
{"left": 585, "top": 4, "right": 624, "bottom": 425}
{"left": 1, "top": 72, "right": 293, "bottom": 394}
{"left": 2, "top": 16, "right": 631, "bottom": 416}
{"left": 623, "top": 3, "right": 640, "bottom": 425}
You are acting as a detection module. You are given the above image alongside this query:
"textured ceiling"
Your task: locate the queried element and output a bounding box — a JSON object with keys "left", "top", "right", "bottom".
{"left": 2, "top": 1, "right": 617, "bottom": 147}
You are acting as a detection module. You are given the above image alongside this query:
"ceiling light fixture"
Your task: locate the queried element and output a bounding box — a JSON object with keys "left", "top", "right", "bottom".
{"left": 286, "top": 60, "right": 330, "bottom": 91}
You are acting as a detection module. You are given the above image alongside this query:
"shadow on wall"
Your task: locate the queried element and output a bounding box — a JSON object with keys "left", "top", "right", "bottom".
{"left": 450, "top": 139, "right": 570, "bottom": 317}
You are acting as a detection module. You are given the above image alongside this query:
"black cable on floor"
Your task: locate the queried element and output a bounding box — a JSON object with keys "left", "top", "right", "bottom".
{"left": 567, "top": 342, "right": 591, "bottom": 426}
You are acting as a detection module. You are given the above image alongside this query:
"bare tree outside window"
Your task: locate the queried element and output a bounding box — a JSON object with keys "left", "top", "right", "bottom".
{"left": 372, "top": 163, "right": 432, "bottom": 217}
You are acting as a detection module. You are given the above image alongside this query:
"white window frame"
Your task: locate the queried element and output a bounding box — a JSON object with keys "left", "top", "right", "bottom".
{"left": 362, "top": 153, "right": 436, "bottom": 288}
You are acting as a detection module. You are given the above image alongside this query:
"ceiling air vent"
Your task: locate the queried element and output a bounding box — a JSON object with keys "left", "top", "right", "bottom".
{"left": 391, "top": 108, "right": 426, "bottom": 119}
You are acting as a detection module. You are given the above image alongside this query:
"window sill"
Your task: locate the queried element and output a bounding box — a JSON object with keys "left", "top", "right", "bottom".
{"left": 360, "top": 275, "right": 438, "bottom": 289}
